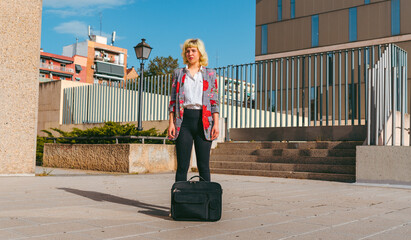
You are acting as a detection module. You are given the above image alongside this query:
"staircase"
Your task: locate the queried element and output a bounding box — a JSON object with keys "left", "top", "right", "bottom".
{"left": 210, "top": 141, "right": 363, "bottom": 182}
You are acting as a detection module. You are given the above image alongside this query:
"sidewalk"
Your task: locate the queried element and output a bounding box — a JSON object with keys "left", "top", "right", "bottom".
{"left": 0, "top": 167, "right": 410, "bottom": 240}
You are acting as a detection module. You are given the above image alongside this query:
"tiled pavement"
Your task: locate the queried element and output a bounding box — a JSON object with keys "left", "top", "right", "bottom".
{"left": 0, "top": 167, "right": 410, "bottom": 240}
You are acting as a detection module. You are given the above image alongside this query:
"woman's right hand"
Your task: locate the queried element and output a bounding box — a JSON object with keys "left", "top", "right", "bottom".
{"left": 168, "top": 122, "right": 176, "bottom": 139}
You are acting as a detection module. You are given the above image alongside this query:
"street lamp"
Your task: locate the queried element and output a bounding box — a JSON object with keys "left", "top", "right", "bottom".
{"left": 134, "top": 38, "right": 152, "bottom": 131}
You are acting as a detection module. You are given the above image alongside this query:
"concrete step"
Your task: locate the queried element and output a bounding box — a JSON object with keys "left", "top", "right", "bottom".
{"left": 211, "top": 155, "right": 355, "bottom": 165}
{"left": 210, "top": 168, "right": 356, "bottom": 183}
{"left": 215, "top": 141, "right": 363, "bottom": 150}
{"left": 210, "top": 154, "right": 259, "bottom": 162}
{"left": 211, "top": 148, "right": 259, "bottom": 155}
{"left": 255, "top": 149, "right": 356, "bottom": 157}
{"left": 256, "top": 156, "right": 355, "bottom": 165}
{"left": 210, "top": 162, "right": 355, "bottom": 175}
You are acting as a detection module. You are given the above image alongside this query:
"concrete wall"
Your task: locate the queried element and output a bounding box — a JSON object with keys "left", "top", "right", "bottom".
{"left": 357, "top": 146, "right": 411, "bottom": 185}
{"left": 38, "top": 80, "right": 90, "bottom": 135}
{"left": 38, "top": 80, "right": 94, "bottom": 135}
{"left": 0, "top": 0, "right": 42, "bottom": 175}
{"left": 43, "top": 143, "right": 177, "bottom": 174}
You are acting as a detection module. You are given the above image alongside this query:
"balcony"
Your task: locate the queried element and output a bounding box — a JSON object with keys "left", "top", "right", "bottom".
{"left": 40, "top": 63, "right": 74, "bottom": 73}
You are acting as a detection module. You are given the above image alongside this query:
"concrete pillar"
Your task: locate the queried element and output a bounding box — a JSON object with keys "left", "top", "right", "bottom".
{"left": 0, "top": 0, "right": 43, "bottom": 175}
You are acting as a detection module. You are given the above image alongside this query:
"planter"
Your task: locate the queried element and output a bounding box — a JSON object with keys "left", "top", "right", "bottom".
{"left": 43, "top": 143, "right": 176, "bottom": 174}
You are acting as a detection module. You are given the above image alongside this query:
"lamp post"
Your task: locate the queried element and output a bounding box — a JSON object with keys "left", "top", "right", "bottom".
{"left": 134, "top": 38, "right": 152, "bottom": 131}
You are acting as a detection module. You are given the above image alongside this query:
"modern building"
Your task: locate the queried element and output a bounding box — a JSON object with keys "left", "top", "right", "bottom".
{"left": 255, "top": 0, "right": 410, "bottom": 123}
{"left": 220, "top": 76, "right": 256, "bottom": 105}
{"left": 63, "top": 34, "right": 128, "bottom": 84}
{"left": 39, "top": 50, "right": 87, "bottom": 83}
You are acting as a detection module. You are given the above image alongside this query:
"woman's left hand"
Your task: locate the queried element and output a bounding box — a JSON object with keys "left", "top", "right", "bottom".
{"left": 211, "top": 124, "right": 219, "bottom": 140}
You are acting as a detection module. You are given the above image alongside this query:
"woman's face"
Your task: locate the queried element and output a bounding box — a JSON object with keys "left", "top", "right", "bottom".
{"left": 185, "top": 47, "right": 201, "bottom": 66}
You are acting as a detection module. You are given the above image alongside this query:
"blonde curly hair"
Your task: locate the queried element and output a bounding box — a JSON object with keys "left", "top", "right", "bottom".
{"left": 181, "top": 38, "right": 208, "bottom": 66}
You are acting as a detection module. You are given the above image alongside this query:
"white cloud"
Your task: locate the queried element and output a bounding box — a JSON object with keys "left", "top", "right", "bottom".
{"left": 54, "top": 21, "right": 89, "bottom": 38}
{"left": 43, "top": 0, "right": 131, "bottom": 9}
{"left": 54, "top": 20, "right": 124, "bottom": 41}
{"left": 43, "top": 0, "right": 133, "bottom": 16}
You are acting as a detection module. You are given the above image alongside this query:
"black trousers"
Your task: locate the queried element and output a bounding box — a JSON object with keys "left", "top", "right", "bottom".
{"left": 175, "top": 109, "right": 212, "bottom": 182}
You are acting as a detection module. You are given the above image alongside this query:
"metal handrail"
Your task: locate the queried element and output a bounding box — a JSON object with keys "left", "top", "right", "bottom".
{"left": 46, "top": 135, "right": 168, "bottom": 144}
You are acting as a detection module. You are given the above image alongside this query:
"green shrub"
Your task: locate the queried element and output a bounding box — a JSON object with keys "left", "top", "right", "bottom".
{"left": 36, "top": 122, "right": 172, "bottom": 166}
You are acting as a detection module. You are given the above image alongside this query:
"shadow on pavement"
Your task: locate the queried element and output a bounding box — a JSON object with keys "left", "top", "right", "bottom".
{"left": 58, "top": 188, "right": 171, "bottom": 220}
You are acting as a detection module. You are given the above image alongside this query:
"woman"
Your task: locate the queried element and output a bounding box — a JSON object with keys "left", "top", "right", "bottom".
{"left": 168, "top": 39, "right": 220, "bottom": 182}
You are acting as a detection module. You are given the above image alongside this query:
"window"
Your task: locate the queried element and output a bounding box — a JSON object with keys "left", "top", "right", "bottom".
{"left": 40, "top": 58, "right": 46, "bottom": 63}
{"left": 364, "top": 0, "right": 370, "bottom": 4}
{"left": 348, "top": 84, "right": 358, "bottom": 119}
{"left": 270, "top": 91, "right": 276, "bottom": 111}
{"left": 391, "top": 0, "right": 400, "bottom": 35}
{"left": 349, "top": 8, "right": 357, "bottom": 42}
{"left": 261, "top": 24, "right": 268, "bottom": 54}
{"left": 328, "top": 53, "right": 334, "bottom": 85}
{"left": 311, "top": 15, "right": 319, "bottom": 47}
{"left": 278, "top": 0, "right": 282, "bottom": 21}
{"left": 60, "top": 77, "right": 66, "bottom": 80}
{"left": 310, "top": 87, "right": 316, "bottom": 121}
{"left": 290, "top": 0, "right": 295, "bottom": 19}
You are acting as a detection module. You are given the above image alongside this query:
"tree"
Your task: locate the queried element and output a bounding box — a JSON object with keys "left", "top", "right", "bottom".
{"left": 146, "top": 56, "right": 179, "bottom": 76}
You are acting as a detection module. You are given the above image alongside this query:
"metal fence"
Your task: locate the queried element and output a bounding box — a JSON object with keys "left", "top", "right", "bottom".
{"left": 367, "top": 44, "right": 409, "bottom": 146}
{"left": 62, "top": 44, "right": 409, "bottom": 145}
{"left": 62, "top": 75, "right": 172, "bottom": 124}
{"left": 217, "top": 44, "right": 408, "bottom": 131}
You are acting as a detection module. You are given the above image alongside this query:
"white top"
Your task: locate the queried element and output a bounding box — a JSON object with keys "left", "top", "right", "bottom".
{"left": 183, "top": 66, "right": 203, "bottom": 109}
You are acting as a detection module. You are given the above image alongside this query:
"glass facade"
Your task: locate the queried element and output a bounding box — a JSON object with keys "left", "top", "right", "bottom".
{"left": 311, "top": 15, "right": 319, "bottom": 47}
{"left": 391, "top": 0, "right": 400, "bottom": 35}
{"left": 278, "top": 0, "right": 282, "bottom": 21}
{"left": 261, "top": 24, "right": 268, "bottom": 54}
{"left": 270, "top": 91, "right": 276, "bottom": 111}
{"left": 290, "top": 0, "right": 295, "bottom": 19}
{"left": 349, "top": 7, "right": 357, "bottom": 42}
{"left": 365, "top": 0, "right": 370, "bottom": 4}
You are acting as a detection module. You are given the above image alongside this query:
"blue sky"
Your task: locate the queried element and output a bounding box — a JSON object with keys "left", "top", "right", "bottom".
{"left": 41, "top": 0, "right": 256, "bottom": 70}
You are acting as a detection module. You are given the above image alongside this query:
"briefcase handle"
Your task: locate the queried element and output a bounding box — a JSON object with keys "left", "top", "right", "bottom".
{"left": 188, "top": 175, "right": 207, "bottom": 182}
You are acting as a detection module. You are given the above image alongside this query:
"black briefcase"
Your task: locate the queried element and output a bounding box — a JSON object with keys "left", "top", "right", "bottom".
{"left": 171, "top": 176, "right": 222, "bottom": 221}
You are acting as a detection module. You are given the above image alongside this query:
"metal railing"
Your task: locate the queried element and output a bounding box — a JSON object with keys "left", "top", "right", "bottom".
{"left": 61, "top": 44, "right": 409, "bottom": 146}
{"left": 217, "top": 44, "right": 408, "bottom": 130}
{"left": 62, "top": 76, "right": 172, "bottom": 124}
{"left": 367, "top": 44, "right": 409, "bottom": 146}
{"left": 40, "top": 63, "right": 74, "bottom": 73}
{"left": 47, "top": 136, "right": 168, "bottom": 144}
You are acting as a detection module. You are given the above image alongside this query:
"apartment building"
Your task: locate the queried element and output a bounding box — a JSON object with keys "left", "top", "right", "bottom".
{"left": 39, "top": 50, "right": 87, "bottom": 83}
{"left": 255, "top": 0, "right": 410, "bottom": 122}
{"left": 63, "top": 35, "right": 128, "bottom": 84}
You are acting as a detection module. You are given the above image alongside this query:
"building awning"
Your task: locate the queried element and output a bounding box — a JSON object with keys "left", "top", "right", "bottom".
{"left": 94, "top": 73, "right": 124, "bottom": 81}
{"left": 75, "top": 64, "right": 82, "bottom": 72}
{"left": 51, "top": 57, "right": 73, "bottom": 64}
{"left": 95, "top": 61, "right": 124, "bottom": 77}
{"left": 39, "top": 69, "right": 73, "bottom": 78}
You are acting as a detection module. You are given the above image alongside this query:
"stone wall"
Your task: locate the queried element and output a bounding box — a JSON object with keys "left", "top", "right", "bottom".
{"left": 43, "top": 143, "right": 177, "bottom": 174}
{"left": 0, "top": 0, "right": 42, "bottom": 175}
{"left": 356, "top": 146, "right": 411, "bottom": 185}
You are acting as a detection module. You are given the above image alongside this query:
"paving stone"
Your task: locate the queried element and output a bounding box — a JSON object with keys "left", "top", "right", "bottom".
{"left": 0, "top": 167, "right": 410, "bottom": 240}
{"left": 0, "top": 218, "right": 37, "bottom": 230}
{"left": 330, "top": 217, "right": 406, "bottom": 238}
{"left": 144, "top": 224, "right": 227, "bottom": 240}
{"left": 0, "top": 229, "right": 26, "bottom": 239}
{"left": 10, "top": 222, "right": 98, "bottom": 238}
{"left": 62, "top": 223, "right": 161, "bottom": 239}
